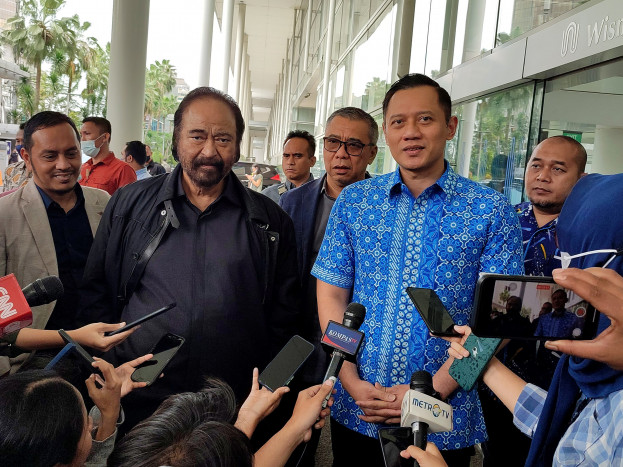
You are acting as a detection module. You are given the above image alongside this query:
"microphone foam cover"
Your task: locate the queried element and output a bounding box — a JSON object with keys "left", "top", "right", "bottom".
{"left": 343, "top": 302, "right": 366, "bottom": 330}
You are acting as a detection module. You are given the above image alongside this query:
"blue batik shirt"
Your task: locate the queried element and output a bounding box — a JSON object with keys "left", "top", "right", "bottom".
{"left": 515, "top": 202, "right": 560, "bottom": 276}
{"left": 312, "top": 164, "right": 523, "bottom": 450}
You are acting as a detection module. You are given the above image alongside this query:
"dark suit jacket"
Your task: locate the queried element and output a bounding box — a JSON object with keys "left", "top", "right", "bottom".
{"left": 279, "top": 177, "right": 324, "bottom": 281}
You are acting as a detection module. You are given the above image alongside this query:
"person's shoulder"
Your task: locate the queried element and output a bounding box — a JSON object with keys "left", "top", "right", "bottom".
{"left": 283, "top": 178, "right": 322, "bottom": 201}
{"left": 82, "top": 186, "right": 111, "bottom": 203}
{"left": 454, "top": 174, "right": 512, "bottom": 206}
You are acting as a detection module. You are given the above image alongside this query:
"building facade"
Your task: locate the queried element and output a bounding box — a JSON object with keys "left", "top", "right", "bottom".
{"left": 265, "top": 0, "right": 622, "bottom": 201}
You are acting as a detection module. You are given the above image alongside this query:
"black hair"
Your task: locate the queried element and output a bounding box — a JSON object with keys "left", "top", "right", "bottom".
{"left": 172, "top": 87, "right": 245, "bottom": 162}
{"left": 23, "top": 111, "right": 80, "bottom": 152}
{"left": 382, "top": 73, "right": 452, "bottom": 123}
{"left": 108, "top": 378, "right": 253, "bottom": 467}
{"left": 326, "top": 107, "right": 379, "bottom": 146}
{"left": 125, "top": 140, "right": 148, "bottom": 166}
{"left": 82, "top": 116, "right": 112, "bottom": 139}
{"left": 283, "top": 129, "right": 317, "bottom": 158}
{"left": 18, "top": 122, "right": 25, "bottom": 130}
{"left": 0, "top": 370, "right": 84, "bottom": 467}
{"left": 552, "top": 289, "right": 568, "bottom": 298}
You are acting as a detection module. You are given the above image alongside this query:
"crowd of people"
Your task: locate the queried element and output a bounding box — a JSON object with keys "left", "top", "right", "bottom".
{"left": 0, "top": 73, "right": 621, "bottom": 467}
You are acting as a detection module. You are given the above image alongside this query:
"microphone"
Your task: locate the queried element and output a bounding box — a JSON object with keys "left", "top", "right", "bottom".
{"left": 21, "top": 276, "right": 64, "bottom": 307}
{"left": 0, "top": 274, "right": 34, "bottom": 337}
{"left": 401, "top": 371, "right": 453, "bottom": 466}
{"left": 320, "top": 302, "right": 366, "bottom": 407}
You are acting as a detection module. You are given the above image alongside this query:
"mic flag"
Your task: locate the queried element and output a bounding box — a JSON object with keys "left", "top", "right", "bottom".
{"left": 0, "top": 274, "right": 33, "bottom": 337}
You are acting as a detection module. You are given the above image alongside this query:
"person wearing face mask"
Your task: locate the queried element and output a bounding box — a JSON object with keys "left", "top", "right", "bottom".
{"left": 79, "top": 117, "right": 136, "bottom": 195}
{"left": 2, "top": 123, "right": 31, "bottom": 193}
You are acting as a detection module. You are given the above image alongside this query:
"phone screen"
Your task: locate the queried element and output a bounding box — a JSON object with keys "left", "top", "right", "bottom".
{"left": 472, "top": 274, "right": 599, "bottom": 340}
{"left": 258, "top": 335, "right": 314, "bottom": 392}
{"left": 131, "top": 333, "right": 185, "bottom": 385}
{"left": 407, "top": 287, "right": 460, "bottom": 337}
{"left": 379, "top": 427, "right": 413, "bottom": 467}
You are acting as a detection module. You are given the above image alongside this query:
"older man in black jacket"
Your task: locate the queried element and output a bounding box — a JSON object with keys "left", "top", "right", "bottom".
{"left": 79, "top": 87, "right": 301, "bottom": 434}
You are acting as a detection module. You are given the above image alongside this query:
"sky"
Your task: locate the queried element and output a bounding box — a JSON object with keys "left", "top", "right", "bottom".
{"left": 59, "top": 0, "right": 220, "bottom": 90}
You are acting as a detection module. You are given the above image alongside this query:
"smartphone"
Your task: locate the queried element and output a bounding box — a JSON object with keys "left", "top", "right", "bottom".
{"left": 258, "top": 335, "right": 314, "bottom": 392}
{"left": 449, "top": 334, "right": 501, "bottom": 391}
{"left": 471, "top": 274, "right": 599, "bottom": 340}
{"left": 57, "top": 329, "right": 102, "bottom": 377}
{"left": 379, "top": 427, "right": 413, "bottom": 467}
{"left": 131, "top": 333, "right": 185, "bottom": 386}
{"left": 105, "top": 303, "right": 177, "bottom": 336}
{"left": 407, "top": 287, "right": 461, "bottom": 337}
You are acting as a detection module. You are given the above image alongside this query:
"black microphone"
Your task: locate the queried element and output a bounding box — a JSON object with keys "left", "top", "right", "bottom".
{"left": 400, "top": 371, "right": 453, "bottom": 467}
{"left": 21, "top": 276, "right": 64, "bottom": 307}
{"left": 320, "top": 303, "right": 366, "bottom": 407}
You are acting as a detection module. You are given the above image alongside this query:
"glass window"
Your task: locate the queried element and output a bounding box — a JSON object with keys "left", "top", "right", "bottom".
{"left": 347, "top": 3, "right": 396, "bottom": 112}
{"left": 450, "top": 83, "right": 536, "bottom": 204}
{"left": 497, "top": 0, "right": 590, "bottom": 46}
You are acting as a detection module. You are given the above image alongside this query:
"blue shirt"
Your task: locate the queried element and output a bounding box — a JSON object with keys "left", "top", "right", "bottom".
{"left": 514, "top": 384, "right": 623, "bottom": 466}
{"left": 534, "top": 309, "right": 579, "bottom": 339}
{"left": 515, "top": 202, "right": 560, "bottom": 276}
{"left": 312, "top": 164, "right": 523, "bottom": 449}
{"left": 135, "top": 167, "right": 151, "bottom": 180}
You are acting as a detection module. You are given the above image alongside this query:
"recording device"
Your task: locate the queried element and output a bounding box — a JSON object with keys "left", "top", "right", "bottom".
{"left": 407, "top": 287, "right": 461, "bottom": 337}
{"left": 449, "top": 334, "right": 501, "bottom": 391}
{"left": 320, "top": 302, "right": 366, "bottom": 408}
{"left": 0, "top": 274, "right": 34, "bottom": 337}
{"left": 57, "top": 329, "right": 103, "bottom": 379}
{"left": 258, "top": 335, "right": 314, "bottom": 392}
{"left": 379, "top": 427, "right": 413, "bottom": 467}
{"left": 471, "top": 274, "right": 599, "bottom": 340}
{"left": 131, "top": 333, "right": 185, "bottom": 386}
{"left": 401, "top": 371, "right": 453, "bottom": 466}
{"left": 104, "top": 302, "right": 177, "bottom": 336}
{"left": 21, "top": 276, "right": 64, "bottom": 307}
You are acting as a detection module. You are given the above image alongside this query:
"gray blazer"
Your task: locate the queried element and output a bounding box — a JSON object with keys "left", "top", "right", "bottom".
{"left": 0, "top": 179, "right": 110, "bottom": 375}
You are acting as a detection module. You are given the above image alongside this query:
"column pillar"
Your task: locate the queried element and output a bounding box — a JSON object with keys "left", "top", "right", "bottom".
{"left": 320, "top": 0, "right": 337, "bottom": 127}
{"left": 439, "top": 0, "right": 459, "bottom": 73}
{"left": 303, "top": 0, "right": 312, "bottom": 73}
{"left": 462, "top": 0, "right": 486, "bottom": 61}
{"left": 107, "top": 0, "right": 150, "bottom": 155}
{"left": 233, "top": 2, "right": 246, "bottom": 100}
{"left": 198, "top": 0, "right": 215, "bottom": 86}
{"left": 239, "top": 38, "right": 249, "bottom": 109}
{"left": 592, "top": 126, "right": 623, "bottom": 174}
{"left": 391, "top": 0, "right": 415, "bottom": 80}
{"left": 221, "top": 0, "right": 235, "bottom": 93}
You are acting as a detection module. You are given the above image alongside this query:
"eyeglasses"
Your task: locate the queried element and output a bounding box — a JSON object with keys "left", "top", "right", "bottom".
{"left": 323, "top": 137, "right": 372, "bottom": 157}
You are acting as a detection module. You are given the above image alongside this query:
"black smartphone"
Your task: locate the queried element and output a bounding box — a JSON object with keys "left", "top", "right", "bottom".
{"left": 105, "top": 303, "right": 177, "bottom": 336}
{"left": 131, "top": 333, "right": 185, "bottom": 386}
{"left": 58, "top": 329, "right": 102, "bottom": 377}
{"left": 379, "top": 427, "right": 412, "bottom": 467}
{"left": 471, "top": 274, "right": 599, "bottom": 340}
{"left": 258, "top": 335, "right": 314, "bottom": 392}
{"left": 407, "top": 287, "right": 461, "bottom": 337}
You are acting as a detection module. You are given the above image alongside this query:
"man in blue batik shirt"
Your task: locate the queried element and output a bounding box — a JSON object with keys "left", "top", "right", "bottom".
{"left": 515, "top": 136, "right": 586, "bottom": 277}
{"left": 312, "top": 74, "right": 523, "bottom": 466}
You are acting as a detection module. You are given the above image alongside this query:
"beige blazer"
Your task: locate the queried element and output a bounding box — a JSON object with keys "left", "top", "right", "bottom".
{"left": 0, "top": 179, "right": 110, "bottom": 375}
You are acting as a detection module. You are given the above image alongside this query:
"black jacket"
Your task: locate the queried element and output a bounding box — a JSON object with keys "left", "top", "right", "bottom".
{"left": 79, "top": 166, "right": 302, "bottom": 399}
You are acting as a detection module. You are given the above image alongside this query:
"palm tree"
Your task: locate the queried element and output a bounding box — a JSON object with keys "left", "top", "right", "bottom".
{"left": 144, "top": 59, "right": 177, "bottom": 129}
{"left": 1, "top": 0, "right": 81, "bottom": 111}
{"left": 81, "top": 42, "right": 110, "bottom": 117}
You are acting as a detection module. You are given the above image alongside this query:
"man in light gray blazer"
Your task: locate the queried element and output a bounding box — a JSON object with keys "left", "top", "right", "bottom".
{"left": 0, "top": 111, "right": 111, "bottom": 375}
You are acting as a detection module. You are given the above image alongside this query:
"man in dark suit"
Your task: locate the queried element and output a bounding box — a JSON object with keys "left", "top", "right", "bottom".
{"left": 279, "top": 107, "right": 377, "bottom": 465}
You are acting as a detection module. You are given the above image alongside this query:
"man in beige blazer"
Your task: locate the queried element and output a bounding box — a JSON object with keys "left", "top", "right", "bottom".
{"left": 0, "top": 111, "right": 130, "bottom": 376}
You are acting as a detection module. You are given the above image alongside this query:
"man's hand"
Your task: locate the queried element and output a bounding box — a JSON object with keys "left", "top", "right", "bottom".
{"left": 114, "top": 353, "right": 153, "bottom": 397}
{"left": 544, "top": 268, "right": 623, "bottom": 370}
{"left": 68, "top": 322, "right": 137, "bottom": 352}
{"left": 235, "top": 368, "right": 290, "bottom": 438}
{"left": 401, "top": 443, "right": 448, "bottom": 467}
{"left": 342, "top": 378, "right": 399, "bottom": 424}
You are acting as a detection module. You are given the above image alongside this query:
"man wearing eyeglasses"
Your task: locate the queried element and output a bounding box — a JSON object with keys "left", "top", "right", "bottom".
{"left": 262, "top": 130, "right": 316, "bottom": 204}
{"left": 279, "top": 106, "right": 377, "bottom": 466}
{"left": 312, "top": 74, "right": 522, "bottom": 466}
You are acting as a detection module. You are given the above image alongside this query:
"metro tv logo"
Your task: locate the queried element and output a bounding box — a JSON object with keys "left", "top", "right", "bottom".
{"left": 412, "top": 397, "right": 451, "bottom": 420}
